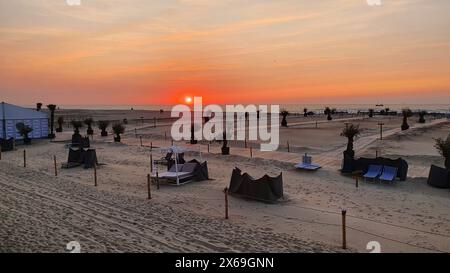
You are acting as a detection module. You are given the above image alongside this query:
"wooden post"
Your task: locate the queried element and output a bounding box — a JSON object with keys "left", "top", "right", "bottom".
{"left": 94, "top": 164, "right": 98, "bottom": 187}
{"left": 135, "top": 128, "right": 137, "bottom": 138}
{"left": 140, "top": 136, "right": 143, "bottom": 146}
{"left": 244, "top": 138, "right": 247, "bottom": 148}
{"left": 147, "top": 174, "right": 152, "bottom": 200}
{"left": 150, "top": 153, "right": 153, "bottom": 174}
{"left": 315, "top": 121, "right": 318, "bottom": 128}
{"left": 250, "top": 146, "right": 253, "bottom": 158}
{"left": 0, "top": 146, "right": 2, "bottom": 160}
{"left": 154, "top": 117, "right": 156, "bottom": 128}
{"left": 342, "top": 209, "right": 347, "bottom": 249}
{"left": 54, "top": 155, "right": 58, "bottom": 176}
{"left": 23, "top": 150, "right": 26, "bottom": 168}
{"left": 287, "top": 141, "right": 290, "bottom": 153}
{"left": 207, "top": 143, "right": 210, "bottom": 153}
{"left": 375, "top": 150, "right": 378, "bottom": 158}
{"left": 378, "top": 123, "right": 384, "bottom": 140}
{"left": 224, "top": 187, "right": 229, "bottom": 219}
{"left": 171, "top": 139, "right": 174, "bottom": 146}
{"left": 156, "top": 171, "right": 160, "bottom": 190}
{"left": 150, "top": 142, "right": 153, "bottom": 151}
{"left": 355, "top": 177, "right": 358, "bottom": 188}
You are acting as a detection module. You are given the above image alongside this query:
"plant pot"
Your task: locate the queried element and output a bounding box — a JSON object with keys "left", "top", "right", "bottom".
{"left": 48, "top": 133, "right": 55, "bottom": 139}
{"left": 401, "top": 123, "right": 409, "bottom": 131}
{"left": 56, "top": 128, "right": 62, "bottom": 133}
{"left": 114, "top": 136, "right": 121, "bottom": 142}
{"left": 221, "top": 146, "right": 230, "bottom": 155}
{"left": 101, "top": 131, "right": 108, "bottom": 137}
{"left": 343, "top": 150, "right": 355, "bottom": 159}
{"left": 87, "top": 128, "right": 94, "bottom": 135}
{"left": 23, "top": 138, "right": 31, "bottom": 145}
{"left": 190, "top": 139, "right": 198, "bottom": 144}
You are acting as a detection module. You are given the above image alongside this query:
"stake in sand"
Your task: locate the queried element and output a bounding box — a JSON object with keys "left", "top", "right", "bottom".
{"left": 54, "top": 155, "right": 58, "bottom": 176}
{"left": 147, "top": 174, "right": 152, "bottom": 199}
{"left": 224, "top": 187, "right": 229, "bottom": 219}
{"left": 342, "top": 209, "right": 347, "bottom": 249}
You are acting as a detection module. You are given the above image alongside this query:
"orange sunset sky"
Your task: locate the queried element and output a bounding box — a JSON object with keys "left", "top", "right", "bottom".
{"left": 0, "top": 0, "right": 449, "bottom": 106}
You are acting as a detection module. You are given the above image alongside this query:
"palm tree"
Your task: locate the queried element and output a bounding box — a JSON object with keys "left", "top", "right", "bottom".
{"left": 280, "top": 110, "right": 289, "bottom": 127}
{"left": 435, "top": 135, "right": 450, "bottom": 169}
{"left": 16, "top": 122, "right": 33, "bottom": 144}
{"left": 368, "top": 109, "right": 374, "bottom": 118}
{"left": 401, "top": 108, "right": 412, "bottom": 130}
{"left": 303, "top": 108, "right": 308, "bottom": 117}
{"left": 98, "top": 120, "right": 110, "bottom": 137}
{"left": 341, "top": 124, "right": 361, "bottom": 159}
{"left": 47, "top": 104, "right": 57, "bottom": 138}
{"left": 36, "top": 103, "right": 42, "bottom": 111}
{"left": 84, "top": 118, "right": 94, "bottom": 136}
{"left": 419, "top": 111, "right": 427, "bottom": 123}
{"left": 324, "top": 107, "right": 332, "bottom": 120}
{"left": 112, "top": 123, "right": 125, "bottom": 142}
{"left": 221, "top": 131, "right": 230, "bottom": 155}
{"left": 56, "top": 116, "right": 64, "bottom": 132}
{"left": 70, "top": 120, "right": 83, "bottom": 136}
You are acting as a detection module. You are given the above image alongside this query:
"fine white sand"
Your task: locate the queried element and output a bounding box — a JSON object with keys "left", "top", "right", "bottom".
{"left": 1, "top": 111, "right": 449, "bottom": 253}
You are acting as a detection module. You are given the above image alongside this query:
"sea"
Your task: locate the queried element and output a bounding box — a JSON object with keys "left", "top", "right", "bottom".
{"left": 50, "top": 104, "right": 450, "bottom": 114}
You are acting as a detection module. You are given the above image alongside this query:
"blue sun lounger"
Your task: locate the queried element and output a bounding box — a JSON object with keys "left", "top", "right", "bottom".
{"left": 379, "top": 166, "right": 398, "bottom": 182}
{"left": 363, "top": 165, "right": 383, "bottom": 181}
{"left": 295, "top": 154, "right": 321, "bottom": 171}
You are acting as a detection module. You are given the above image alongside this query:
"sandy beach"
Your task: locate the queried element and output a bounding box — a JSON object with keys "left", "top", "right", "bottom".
{"left": 1, "top": 110, "right": 449, "bottom": 253}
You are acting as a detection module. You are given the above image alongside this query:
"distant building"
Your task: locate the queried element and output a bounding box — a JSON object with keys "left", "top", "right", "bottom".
{"left": 1, "top": 102, "right": 49, "bottom": 139}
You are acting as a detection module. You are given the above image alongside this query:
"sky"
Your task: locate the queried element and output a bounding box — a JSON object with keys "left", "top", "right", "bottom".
{"left": 0, "top": 0, "right": 449, "bottom": 106}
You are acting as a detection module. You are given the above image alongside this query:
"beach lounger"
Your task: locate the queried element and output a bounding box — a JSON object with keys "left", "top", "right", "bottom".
{"left": 363, "top": 165, "right": 383, "bottom": 181}
{"left": 156, "top": 162, "right": 198, "bottom": 184}
{"left": 379, "top": 166, "right": 398, "bottom": 182}
{"left": 154, "top": 152, "right": 173, "bottom": 165}
{"left": 295, "top": 154, "right": 321, "bottom": 171}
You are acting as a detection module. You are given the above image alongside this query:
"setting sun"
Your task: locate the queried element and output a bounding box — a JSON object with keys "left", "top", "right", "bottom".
{"left": 185, "top": 97, "right": 193, "bottom": 104}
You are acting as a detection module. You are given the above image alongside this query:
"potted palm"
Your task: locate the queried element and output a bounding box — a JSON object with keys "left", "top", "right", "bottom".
{"left": 98, "top": 120, "right": 109, "bottom": 137}
{"left": 341, "top": 124, "right": 361, "bottom": 159}
{"left": 16, "top": 122, "right": 33, "bottom": 144}
{"left": 435, "top": 135, "right": 450, "bottom": 169}
{"left": 56, "top": 116, "right": 64, "bottom": 132}
{"left": 71, "top": 120, "right": 83, "bottom": 137}
{"left": 47, "top": 104, "right": 57, "bottom": 139}
{"left": 324, "top": 107, "right": 332, "bottom": 120}
{"left": 221, "top": 131, "right": 230, "bottom": 155}
{"left": 401, "top": 108, "right": 412, "bottom": 130}
{"left": 419, "top": 111, "right": 427, "bottom": 123}
{"left": 112, "top": 123, "right": 125, "bottom": 142}
{"left": 84, "top": 118, "right": 94, "bottom": 136}
{"left": 303, "top": 108, "right": 308, "bottom": 117}
{"left": 280, "top": 110, "right": 289, "bottom": 127}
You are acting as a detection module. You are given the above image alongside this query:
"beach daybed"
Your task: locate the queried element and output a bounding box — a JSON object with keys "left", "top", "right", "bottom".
{"left": 342, "top": 157, "right": 408, "bottom": 181}
{"left": 228, "top": 167, "right": 283, "bottom": 203}
{"left": 295, "top": 153, "right": 321, "bottom": 171}
{"left": 154, "top": 159, "right": 209, "bottom": 185}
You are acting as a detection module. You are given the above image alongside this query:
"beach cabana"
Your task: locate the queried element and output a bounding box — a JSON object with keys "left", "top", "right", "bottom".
{"left": 0, "top": 102, "right": 48, "bottom": 140}
{"left": 153, "top": 146, "right": 205, "bottom": 185}
{"left": 228, "top": 167, "right": 283, "bottom": 203}
{"left": 427, "top": 165, "right": 450, "bottom": 188}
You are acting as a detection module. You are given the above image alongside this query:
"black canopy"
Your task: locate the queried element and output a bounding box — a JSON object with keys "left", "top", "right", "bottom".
{"left": 67, "top": 147, "right": 98, "bottom": 169}
{"left": 427, "top": 165, "right": 450, "bottom": 189}
{"left": 0, "top": 138, "right": 14, "bottom": 151}
{"left": 229, "top": 168, "right": 283, "bottom": 202}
